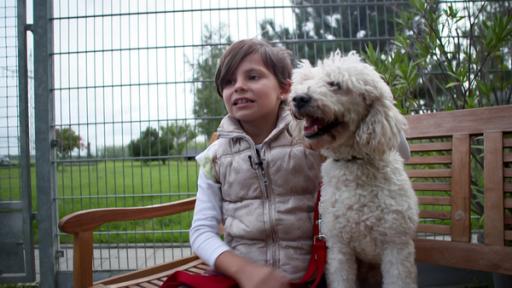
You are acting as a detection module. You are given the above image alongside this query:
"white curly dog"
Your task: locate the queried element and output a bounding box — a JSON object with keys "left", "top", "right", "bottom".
{"left": 290, "top": 52, "right": 419, "bottom": 288}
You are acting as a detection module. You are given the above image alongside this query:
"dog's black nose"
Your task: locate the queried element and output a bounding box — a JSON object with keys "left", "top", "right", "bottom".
{"left": 292, "top": 94, "right": 311, "bottom": 110}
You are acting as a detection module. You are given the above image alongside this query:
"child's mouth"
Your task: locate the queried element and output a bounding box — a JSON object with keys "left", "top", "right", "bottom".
{"left": 233, "top": 98, "right": 255, "bottom": 106}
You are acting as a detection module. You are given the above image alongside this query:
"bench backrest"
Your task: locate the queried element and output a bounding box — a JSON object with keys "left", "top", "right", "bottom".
{"left": 405, "top": 105, "right": 512, "bottom": 274}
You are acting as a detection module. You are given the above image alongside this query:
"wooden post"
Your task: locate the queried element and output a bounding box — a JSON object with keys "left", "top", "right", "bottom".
{"left": 484, "top": 131, "right": 504, "bottom": 245}
{"left": 451, "top": 134, "right": 471, "bottom": 242}
{"left": 73, "top": 231, "right": 93, "bottom": 288}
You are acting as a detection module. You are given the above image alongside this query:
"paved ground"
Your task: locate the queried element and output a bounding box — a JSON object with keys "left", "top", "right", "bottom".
{"left": 35, "top": 244, "right": 192, "bottom": 273}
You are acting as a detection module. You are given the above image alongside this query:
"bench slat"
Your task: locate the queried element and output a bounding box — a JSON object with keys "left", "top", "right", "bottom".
{"left": 139, "top": 282, "right": 159, "bottom": 288}
{"left": 96, "top": 256, "right": 200, "bottom": 287}
{"left": 407, "top": 169, "right": 451, "bottom": 178}
{"left": 406, "top": 156, "right": 452, "bottom": 164}
{"left": 419, "top": 211, "right": 451, "bottom": 220}
{"left": 100, "top": 258, "right": 205, "bottom": 288}
{"left": 405, "top": 105, "right": 512, "bottom": 138}
{"left": 412, "top": 182, "right": 450, "bottom": 191}
{"left": 187, "top": 267, "right": 207, "bottom": 274}
{"left": 149, "top": 279, "right": 164, "bottom": 286}
{"left": 414, "top": 239, "right": 512, "bottom": 275}
{"left": 410, "top": 142, "right": 452, "bottom": 152}
{"left": 418, "top": 196, "right": 451, "bottom": 205}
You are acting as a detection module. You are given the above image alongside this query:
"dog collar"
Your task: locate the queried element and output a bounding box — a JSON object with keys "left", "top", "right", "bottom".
{"left": 333, "top": 156, "right": 363, "bottom": 162}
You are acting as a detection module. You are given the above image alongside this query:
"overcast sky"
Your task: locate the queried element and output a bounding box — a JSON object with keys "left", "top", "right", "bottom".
{"left": 1, "top": 0, "right": 296, "bottom": 156}
{"left": 54, "top": 0, "right": 296, "bottom": 154}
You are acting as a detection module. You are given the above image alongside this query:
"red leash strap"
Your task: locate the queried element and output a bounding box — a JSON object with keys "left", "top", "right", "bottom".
{"left": 289, "top": 187, "right": 326, "bottom": 288}
{"left": 160, "top": 270, "right": 237, "bottom": 288}
{"left": 161, "top": 187, "right": 326, "bottom": 288}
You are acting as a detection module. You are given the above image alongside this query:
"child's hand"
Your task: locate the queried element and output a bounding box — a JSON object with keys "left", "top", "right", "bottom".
{"left": 214, "top": 251, "right": 290, "bottom": 288}
{"left": 237, "top": 262, "right": 290, "bottom": 288}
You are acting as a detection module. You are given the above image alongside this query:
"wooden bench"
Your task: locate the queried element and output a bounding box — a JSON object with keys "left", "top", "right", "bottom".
{"left": 59, "top": 105, "right": 512, "bottom": 287}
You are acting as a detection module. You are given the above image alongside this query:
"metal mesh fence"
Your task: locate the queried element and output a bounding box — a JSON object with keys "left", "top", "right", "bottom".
{"left": 52, "top": 0, "right": 412, "bottom": 273}
{"left": 1, "top": 0, "right": 36, "bottom": 283}
{"left": 26, "top": 0, "right": 512, "bottom": 278}
{"left": 2, "top": 0, "right": 511, "bottom": 285}
{"left": 0, "top": 0, "right": 21, "bottom": 201}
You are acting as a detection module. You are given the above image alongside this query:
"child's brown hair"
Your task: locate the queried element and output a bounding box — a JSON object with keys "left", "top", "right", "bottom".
{"left": 215, "top": 38, "right": 293, "bottom": 97}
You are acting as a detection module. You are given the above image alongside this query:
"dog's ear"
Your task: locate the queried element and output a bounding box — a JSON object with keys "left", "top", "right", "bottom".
{"left": 355, "top": 100, "right": 407, "bottom": 157}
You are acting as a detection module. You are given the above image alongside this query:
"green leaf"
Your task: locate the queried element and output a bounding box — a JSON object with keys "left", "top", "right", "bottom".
{"left": 445, "top": 82, "right": 460, "bottom": 89}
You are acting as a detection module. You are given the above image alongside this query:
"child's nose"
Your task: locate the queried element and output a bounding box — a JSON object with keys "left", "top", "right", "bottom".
{"left": 234, "top": 79, "right": 247, "bottom": 93}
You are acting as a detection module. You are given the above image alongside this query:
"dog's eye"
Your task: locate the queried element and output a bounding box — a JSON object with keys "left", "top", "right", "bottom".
{"left": 326, "top": 81, "right": 341, "bottom": 90}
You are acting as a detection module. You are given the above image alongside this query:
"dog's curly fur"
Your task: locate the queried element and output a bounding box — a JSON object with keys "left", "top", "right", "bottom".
{"left": 290, "top": 51, "right": 419, "bottom": 288}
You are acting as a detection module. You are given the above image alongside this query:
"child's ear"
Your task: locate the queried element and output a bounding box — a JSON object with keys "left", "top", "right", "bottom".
{"left": 280, "top": 79, "right": 292, "bottom": 96}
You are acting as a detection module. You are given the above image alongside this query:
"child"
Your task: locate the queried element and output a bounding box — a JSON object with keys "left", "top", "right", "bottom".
{"left": 189, "top": 38, "right": 323, "bottom": 288}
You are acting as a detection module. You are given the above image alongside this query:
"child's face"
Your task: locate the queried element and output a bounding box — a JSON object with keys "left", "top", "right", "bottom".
{"left": 222, "top": 53, "right": 288, "bottom": 127}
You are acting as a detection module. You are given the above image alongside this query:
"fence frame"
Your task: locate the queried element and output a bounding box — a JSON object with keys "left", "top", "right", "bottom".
{"left": 33, "top": 0, "right": 58, "bottom": 287}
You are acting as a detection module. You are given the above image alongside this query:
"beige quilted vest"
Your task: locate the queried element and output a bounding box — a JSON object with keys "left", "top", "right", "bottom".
{"left": 211, "top": 108, "right": 322, "bottom": 280}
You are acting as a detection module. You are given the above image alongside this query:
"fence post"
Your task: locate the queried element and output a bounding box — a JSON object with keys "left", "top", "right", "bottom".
{"left": 33, "top": 0, "right": 57, "bottom": 287}
{"left": 17, "top": 0, "right": 36, "bottom": 282}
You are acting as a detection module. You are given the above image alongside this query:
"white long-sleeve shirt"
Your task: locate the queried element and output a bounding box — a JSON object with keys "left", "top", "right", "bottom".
{"left": 189, "top": 165, "right": 230, "bottom": 267}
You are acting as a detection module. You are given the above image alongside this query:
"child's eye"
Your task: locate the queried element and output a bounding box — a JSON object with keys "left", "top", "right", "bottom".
{"left": 248, "top": 74, "right": 260, "bottom": 81}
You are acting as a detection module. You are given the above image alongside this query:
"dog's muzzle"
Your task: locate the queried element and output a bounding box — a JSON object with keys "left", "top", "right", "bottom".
{"left": 292, "top": 94, "right": 312, "bottom": 111}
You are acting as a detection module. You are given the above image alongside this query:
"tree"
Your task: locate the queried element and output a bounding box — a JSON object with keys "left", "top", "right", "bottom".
{"left": 363, "top": 0, "right": 512, "bottom": 114}
{"left": 192, "top": 25, "right": 231, "bottom": 140}
{"left": 98, "top": 145, "right": 129, "bottom": 158}
{"left": 260, "top": 0, "right": 405, "bottom": 62}
{"left": 128, "top": 127, "right": 162, "bottom": 163}
{"left": 160, "top": 123, "right": 197, "bottom": 156}
{"left": 362, "top": 0, "right": 512, "bottom": 222}
{"left": 128, "top": 123, "right": 197, "bottom": 164}
{"left": 55, "top": 127, "right": 83, "bottom": 158}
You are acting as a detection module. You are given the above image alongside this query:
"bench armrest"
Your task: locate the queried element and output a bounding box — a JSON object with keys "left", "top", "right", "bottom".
{"left": 58, "top": 197, "right": 196, "bottom": 288}
{"left": 59, "top": 197, "right": 196, "bottom": 233}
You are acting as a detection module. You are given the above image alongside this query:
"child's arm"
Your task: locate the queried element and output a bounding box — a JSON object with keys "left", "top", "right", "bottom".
{"left": 189, "top": 169, "right": 230, "bottom": 266}
{"left": 214, "top": 251, "right": 291, "bottom": 288}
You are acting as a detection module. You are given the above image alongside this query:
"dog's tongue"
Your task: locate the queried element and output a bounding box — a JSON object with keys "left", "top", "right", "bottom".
{"left": 304, "top": 118, "right": 321, "bottom": 136}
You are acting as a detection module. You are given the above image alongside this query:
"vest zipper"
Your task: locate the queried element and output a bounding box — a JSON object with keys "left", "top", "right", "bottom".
{"left": 222, "top": 131, "right": 281, "bottom": 269}
{"left": 254, "top": 148, "right": 279, "bottom": 269}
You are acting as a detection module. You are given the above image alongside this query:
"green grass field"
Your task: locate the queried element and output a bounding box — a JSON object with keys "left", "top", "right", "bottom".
{"left": 1, "top": 158, "right": 490, "bottom": 244}
{"left": 0, "top": 160, "right": 199, "bottom": 244}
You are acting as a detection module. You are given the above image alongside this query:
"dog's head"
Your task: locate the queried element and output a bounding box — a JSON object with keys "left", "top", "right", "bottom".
{"left": 289, "top": 51, "right": 406, "bottom": 159}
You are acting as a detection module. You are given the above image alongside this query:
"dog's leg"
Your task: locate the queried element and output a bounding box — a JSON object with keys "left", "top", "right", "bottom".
{"left": 326, "top": 242, "right": 358, "bottom": 288}
{"left": 381, "top": 240, "right": 417, "bottom": 288}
